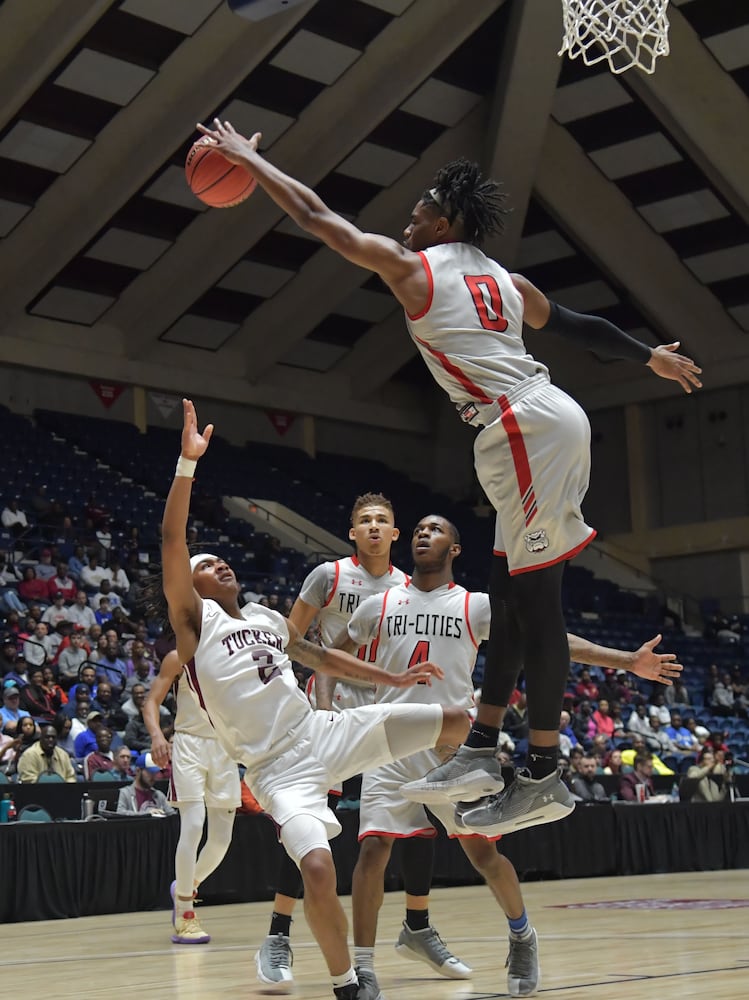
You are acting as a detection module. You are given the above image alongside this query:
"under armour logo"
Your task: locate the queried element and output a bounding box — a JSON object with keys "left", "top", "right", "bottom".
{"left": 542, "top": 794, "right": 554, "bottom": 803}
{"left": 398, "top": 598, "right": 410, "bottom": 605}
{"left": 350, "top": 579, "right": 363, "bottom": 586}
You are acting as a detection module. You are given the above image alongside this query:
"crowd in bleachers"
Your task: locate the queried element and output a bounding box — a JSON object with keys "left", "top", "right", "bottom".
{"left": 1, "top": 404, "right": 748, "bottom": 803}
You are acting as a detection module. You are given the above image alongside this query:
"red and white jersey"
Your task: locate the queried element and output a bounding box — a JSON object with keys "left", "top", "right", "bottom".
{"left": 182, "top": 598, "right": 310, "bottom": 768}
{"left": 347, "top": 580, "right": 490, "bottom": 710}
{"left": 405, "top": 243, "right": 548, "bottom": 406}
{"left": 174, "top": 670, "right": 216, "bottom": 740}
{"left": 299, "top": 555, "right": 409, "bottom": 688}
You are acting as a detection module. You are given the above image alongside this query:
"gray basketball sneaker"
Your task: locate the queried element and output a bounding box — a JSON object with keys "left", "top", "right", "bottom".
{"left": 255, "top": 933, "right": 294, "bottom": 993}
{"left": 506, "top": 928, "right": 540, "bottom": 997}
{"left": 400, "top": 745, "right": 505, "bottom": 804}
{"left": 395, "top": 922, "right": 472, "bottom": 979}
{"left": 460, "top": 768, "right": 574, "bottom": 836}
{"left": 354, "top": 967, "right": 385, "bottom": 1000}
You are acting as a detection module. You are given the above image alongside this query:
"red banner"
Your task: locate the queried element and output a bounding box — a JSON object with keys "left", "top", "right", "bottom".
{"left": 89, "top": 381, "right": 125, "bottom": 410}
{"left": 266, "top": 410, "right": 296, "bottom": 436}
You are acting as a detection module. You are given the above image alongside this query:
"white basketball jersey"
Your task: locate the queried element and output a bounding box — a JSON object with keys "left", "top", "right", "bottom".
{"left": 347, "top": 581, "right": 490, "bottom": 710}
{"left": 174, "top": 670, "right": 216, "bottom": 740}
{"left": 299, "top": 556, "right": 409, "bottom": 688}
{"left": 405, "top": 243, "right": 548, "bottom": 405}
{"left": 183, "top": 598, "right": 310, "bottom": 767}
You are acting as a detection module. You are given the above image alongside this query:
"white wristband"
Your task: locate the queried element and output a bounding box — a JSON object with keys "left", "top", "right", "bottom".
{"left": 175, "top": 456, "right": 197, "bottom": 478}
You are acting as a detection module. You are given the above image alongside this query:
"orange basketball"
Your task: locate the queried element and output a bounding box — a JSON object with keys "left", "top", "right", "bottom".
{"left": 185, "top": 136, "right": 256, "bottom": 208}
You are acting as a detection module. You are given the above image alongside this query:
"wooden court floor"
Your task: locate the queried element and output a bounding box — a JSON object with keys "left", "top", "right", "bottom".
{"left": 2, "top": 870, "right": 747, "bottom": 997}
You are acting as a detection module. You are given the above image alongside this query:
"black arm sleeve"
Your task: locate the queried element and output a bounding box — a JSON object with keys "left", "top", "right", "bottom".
{"left": 541, "top": 301, "right": 652, "bottom": 364}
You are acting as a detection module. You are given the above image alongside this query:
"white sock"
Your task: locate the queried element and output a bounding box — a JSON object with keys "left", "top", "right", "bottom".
{"left": 354, "top": 946, "right": 375, "bottom": 972}
{"left": 331, "top": 967, "right": 358, "bottom": 989}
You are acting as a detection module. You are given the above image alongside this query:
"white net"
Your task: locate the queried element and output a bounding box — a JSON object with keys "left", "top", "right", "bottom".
{"left": 559, "top": 0, "right": 670, "bottom": 74}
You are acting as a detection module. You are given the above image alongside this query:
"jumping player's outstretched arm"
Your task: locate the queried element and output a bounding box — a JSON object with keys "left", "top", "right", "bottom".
{"left": 285, "top": 620, "right": 443, "bottom": 690}
{"left": 144, "top": 649, "right": 181, "bottom": 768}
{"left": 567, "top": 632, "right": 683, "bottom": 686}
{"left": 162, "top": 399, "right": 214, "bottom": 664}
{"left": 195, "top": 119, "right": 426, "bottom": 312}
{"left": 511, "top": 272, "right": 702, "bottom": 395}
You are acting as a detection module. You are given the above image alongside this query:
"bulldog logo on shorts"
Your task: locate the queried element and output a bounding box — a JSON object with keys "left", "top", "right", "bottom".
{"left": 524, "top": 529, "right": 549, "bottom": 553}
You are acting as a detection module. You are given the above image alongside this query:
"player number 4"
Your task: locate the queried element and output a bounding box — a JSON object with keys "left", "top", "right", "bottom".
{"left": 407, "top": 640, "right": 431, "bottom": 684}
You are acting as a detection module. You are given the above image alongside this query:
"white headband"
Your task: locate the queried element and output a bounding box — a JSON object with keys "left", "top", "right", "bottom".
{"left": 190, "top": 553, "right": 219, "bottom": 572}
{"left": 428, "top": 187, "right": 444, "bottom": 208}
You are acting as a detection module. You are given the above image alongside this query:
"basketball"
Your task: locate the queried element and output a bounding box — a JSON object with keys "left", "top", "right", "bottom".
{"left": 185, "top": 136, "right": 256, "bottom": 208}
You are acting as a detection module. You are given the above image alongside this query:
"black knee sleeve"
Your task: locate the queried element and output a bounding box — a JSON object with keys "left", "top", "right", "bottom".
{"left": 480, "top": 555, "right": 524, "bottom": 708}
{"left": 400, "top": 837, "right": 434, "bottom": 898}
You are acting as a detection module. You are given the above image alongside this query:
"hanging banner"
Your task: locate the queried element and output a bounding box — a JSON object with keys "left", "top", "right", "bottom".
{"left": 150, "top": 391, "right": 180, "bottom": 420}
{"left": 266, "top": 410, "right": 296, "bottom": 437}
{"left": 89, "top": 381, "right": 124, "bottom": 409}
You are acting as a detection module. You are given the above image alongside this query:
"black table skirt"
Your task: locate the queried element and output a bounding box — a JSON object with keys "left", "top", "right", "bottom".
{"left": 2, "top": 802, "right": 748, "bottom": 923}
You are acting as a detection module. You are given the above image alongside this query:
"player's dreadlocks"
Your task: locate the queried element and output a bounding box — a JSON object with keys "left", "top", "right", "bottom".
{"left": 422, "top": 158, "right": 510, "bottom": 246}
{"left": 140, "top": 540, "right": 214, "bottom": 640}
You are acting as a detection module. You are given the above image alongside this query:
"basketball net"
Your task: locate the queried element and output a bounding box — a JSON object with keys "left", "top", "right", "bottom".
{"left": 559, "top": 0, "right": 670, "bottom": 75}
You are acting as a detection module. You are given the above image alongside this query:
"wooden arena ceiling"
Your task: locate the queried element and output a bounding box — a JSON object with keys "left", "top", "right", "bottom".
{"left": 0, "top": 0, "right": 747, "bottom": 434}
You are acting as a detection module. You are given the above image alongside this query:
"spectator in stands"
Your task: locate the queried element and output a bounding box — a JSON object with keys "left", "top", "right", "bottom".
{"left": 46, "top": 563, "right": 77, "bottom": 603}
{"left": 572, "top": 699, "right": 595, "bottom": 746}
{"left": 619, "top": 752, "right": 656, "bottom": 801}
{"left": 95, "top": 597, "right": 114, "bottom": 628}
{"left": 711, "top": 673, "right": 736, "bottom": 717}
{"left": 591, "top": 698, "right": 615, "bottom": 743}
{"left": 53, "top": 711, "right": 76, "bottom": 757}
{"left": 730, "top": 666, "right": 747, "bottom": 717}
{"left": 93, "top": 579, "right": 127, "bottom": 614}
{"left": 648, "top": 692, "right": 671, "bottom": 726}
{"left": 34, "top": 548, "right": 57, "bottom": 583}
{"left": 95, "top": 637, "right": 127, "bottom": 692}
{"left": 81, "top": 552, "right": 111, "bottom": 591}
{"left": 558, "top": 710, "right": 578, "bottom": 758}
{"left": 42, "top": 665, "right": 67, "bottom": 709}
{"left": 2, "top": 498, "right": 29, "bottom": 538}
{"left": 1, "top": 683, "right": 30, "bottom": 733}
{"left": 575, "top": 668, "right": 599, "bottom": 702}
{"left": 109, "top": 606, "right": 139, "bottom": 639}
{"left": 19, "top": 566, "right": 48, "bottom": 605}
{"left": 67, "top": 590, "right": 96, "bottom": 631}
{"left": 68, "top": 545, "right": 87, "bottom": 583}
{"left": 603, "top": 748, "right": 624, "bottom": 776}
{"left": 0, "top": 555, "right": 26, "bottom": 615}
{"left": 569, "top": 754, "right": 608, "bottom": 802}
{"left": 63, "top": 683, "right": 92, "bottom": 720}
{"left": 684, "top": 748, "right": 729, "bottom": 803}
{"left": 116, "top": 753, "right": 175, "bottom": 815}
{"left": 70, "top": 663, "right": 97, "bottom": 701}
{"left": 627, "top": 701, "right": 655, "bottom": 742}
{"left": 41, "top": 591, "right": 70, "bottom": 632}
{"left": 243, "top": 580, "right": 266, "bottom": 604}
{"left": 590, "top": 733, "right": 610, "bottom": 763}
{"left": 88, "top": 634, "right": 108, "bottom": 663}
{"left": 107, "top": 557, "right": 130, "bottom": 598}
{"left": 84, "top": 725, "right": 115, "bottom": 779}
{"left": 665, "top": 676, "right": 690, "bottom": 707}
{"left": 18, "top": 723, "right": 76, "bottom": 783}
{"left": 502, "top": 690, "right": 528, "bottom": 742}
{"left": 91, "top": 680, "right": 128, "bottom": 732}
{"left": 4, "top": 714, "right": 39, "bottom": 775}
{"left": 74, "top": 710, "right": 106, "bottom": 759}
{"left": 57, "top": 630, "right": 89, "bottom": 688}
{"left": 704, "top": 730, "right": 730, "bottom": 756}
{"left": 568, "top": 746, "right": 584, "bottom": 778}
{"left": 69, "top": 699, "right": 92, "bottom": 743}
{"left": 19, "top": 665, "right": 57, "bottom": 723}
{"left": 666, "top": 712, "right": 700, "bottom": 757}
{"left": 621, "top": 735, "right": 674, "bottom": 776}
{"left": 124, "top": 640, "right": 155, "bottom": 693}
{"left": 684, "top": 716, "right": 708, "bottom": 748}
{"left": 23, "top": 621, "right": 53, "bottom": 669}
{"left": 111, "top": 745, "right": 134, "bottom": 782}
{"left": 123, "top": 685, "right": 151, "bottom": 750}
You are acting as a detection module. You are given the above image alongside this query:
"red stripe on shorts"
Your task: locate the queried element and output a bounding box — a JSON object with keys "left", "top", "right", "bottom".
{"left": 499, "top": 394, "right": 537, "bottom": 527}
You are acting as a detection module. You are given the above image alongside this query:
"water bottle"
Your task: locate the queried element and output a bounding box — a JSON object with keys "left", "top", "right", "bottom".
{"left": 0, "top": 793, "right": 10, "bottom": 823}
{"left": 6, "top": 795, "right": 16, "bottom": 822}
{"left": 81, "top": 791, "right": 94, "bottom": 820}
{"left": 670, "top": 782, "right": 680, "bottom": 803}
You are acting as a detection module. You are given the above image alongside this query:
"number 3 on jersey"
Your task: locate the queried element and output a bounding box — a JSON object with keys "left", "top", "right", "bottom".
{"left": 408, "top": 640, "right": 431, "bottom": 684}
{"left": 464, "top": 274, "right": 508, "bottom": 332}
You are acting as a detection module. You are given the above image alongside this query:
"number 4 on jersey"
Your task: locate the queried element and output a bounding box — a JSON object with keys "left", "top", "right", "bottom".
{"left": 408, "top": 640, "right": 431, "bottom": 684}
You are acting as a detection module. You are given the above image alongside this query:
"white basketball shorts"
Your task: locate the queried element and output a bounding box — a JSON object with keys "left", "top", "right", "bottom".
{"left": 169, "top": 731, "right": 241, "bottom": 808}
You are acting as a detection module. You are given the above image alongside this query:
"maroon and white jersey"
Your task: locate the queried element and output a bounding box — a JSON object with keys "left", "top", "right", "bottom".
{"left": 183, "top": 598, "right": 310, "bottom": 768}
{"left": 174, "top": 670, "right": 216, "bottom": 740}
{"left": 405, "top": 243, "right": 548, "bottom": 410}
{"left": 347, "top": 580, "right": 489, "bottom": 710}
{"left": 299, "top": 555, "right": 409, "bottom": 690}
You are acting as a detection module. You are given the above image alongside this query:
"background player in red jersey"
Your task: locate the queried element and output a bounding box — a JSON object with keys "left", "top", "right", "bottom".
{"left": 197, "top": 118, "right": 701, "bottom": 836}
